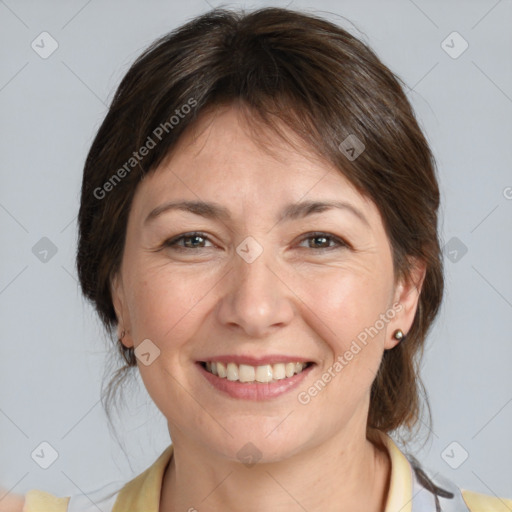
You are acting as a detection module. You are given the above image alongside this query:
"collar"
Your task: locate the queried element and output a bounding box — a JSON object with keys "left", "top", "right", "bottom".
{"left": 377, "top": 431, "right": 414, "bottom": 512}
{"left": 112, "top": 432, "right": 414, "bottom": 512}
{"left": 112, "top": 444, "right": 174, "bottom": 512}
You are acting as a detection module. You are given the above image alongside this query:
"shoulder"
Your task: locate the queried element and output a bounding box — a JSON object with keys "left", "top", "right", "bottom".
{"left": 407, "top": 454, "right": 512, "bottom": 512}
{"left": 16, "top": 445, "right": 174, "bottom": 512}
{"left": 372, "top": 432, "right": 512, "bottom": 512}
{"left": 461, "top": 489, "right": 512, "bottom": 512}
{"left": 20, "top": 479, "right": 124, "bottom": 512}
{"left": 21, "top": 490, "right": 69, "bottom": 512}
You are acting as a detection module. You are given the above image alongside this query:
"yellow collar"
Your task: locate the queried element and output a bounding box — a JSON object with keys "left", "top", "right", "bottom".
{"left": 112, "top": 432, "right": 413, "bottom": 512}
{"left": 378, "top": 431, "right": 414, "bottom": 512}
{"left": 112, "top": 444, "right": 174, "bottom": 512}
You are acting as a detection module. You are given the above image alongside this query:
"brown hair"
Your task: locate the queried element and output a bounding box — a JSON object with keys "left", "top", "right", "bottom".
{"left": 76, "top": 7, "right": 443, "bottom": 442}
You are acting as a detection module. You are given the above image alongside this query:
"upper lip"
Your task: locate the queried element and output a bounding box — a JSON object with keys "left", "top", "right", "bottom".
{"left": 197, "top": 355, "right": 314, "bottom": 366}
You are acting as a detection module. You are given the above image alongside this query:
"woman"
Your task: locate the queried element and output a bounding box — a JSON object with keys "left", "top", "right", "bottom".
{"left": 6, "top": 6, "right": 511, "bottom": 512}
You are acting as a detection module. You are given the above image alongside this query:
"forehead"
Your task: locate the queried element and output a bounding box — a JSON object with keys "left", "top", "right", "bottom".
{"left": 134, "top": 105, "right": 376, "bottom": 219}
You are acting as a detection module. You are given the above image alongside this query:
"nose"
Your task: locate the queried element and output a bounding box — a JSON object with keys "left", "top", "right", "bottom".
{"left": 216, "top": 247, "right": 295, "bottom": 338}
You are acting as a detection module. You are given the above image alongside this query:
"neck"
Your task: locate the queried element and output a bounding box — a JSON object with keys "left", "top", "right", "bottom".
{"left": 159, "top": 428, "right": 391, "bottom": 512}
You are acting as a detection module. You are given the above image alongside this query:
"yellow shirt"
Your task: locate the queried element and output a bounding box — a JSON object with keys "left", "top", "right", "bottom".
{"left": 23, "top": 432, "right": 512, "bottom": 511}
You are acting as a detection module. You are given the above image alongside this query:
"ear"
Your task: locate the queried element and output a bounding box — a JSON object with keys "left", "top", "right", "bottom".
{"left": 384, "top": 257, "right": 427, "bottom": 350}
{"left": 110, "top": 272, "right": 134, "bottom": 348}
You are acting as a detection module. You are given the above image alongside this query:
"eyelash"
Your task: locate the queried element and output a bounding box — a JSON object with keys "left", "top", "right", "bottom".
{"left": 163, "top": 231, "right": 349, "bottom": 252}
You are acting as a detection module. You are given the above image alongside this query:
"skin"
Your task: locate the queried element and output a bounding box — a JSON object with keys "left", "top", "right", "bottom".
{"left": 0, "top": 489, "right": 24, "bottom": 512}
{"left": 111, "top": 104, "right": 425, "bottom": 512}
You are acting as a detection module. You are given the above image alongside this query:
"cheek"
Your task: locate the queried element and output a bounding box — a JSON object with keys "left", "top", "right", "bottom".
{"left": 122, "top": 265, "right": 211, "bottom": 420}
{"left": 124, "top": 261, "right": 218, "bottom": 349}
{"left": 298, "top": 269, "right": 393, "bottom": 410}
{"left": 290, "top": 269, "right": 392, "bottom": 430}
{"left": 297, "top": 264, "right": 392, "bottom": 347}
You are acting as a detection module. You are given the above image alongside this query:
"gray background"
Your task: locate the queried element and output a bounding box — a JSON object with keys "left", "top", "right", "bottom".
{"left": 1, "top": 0, "right": 511, "bottom": 504}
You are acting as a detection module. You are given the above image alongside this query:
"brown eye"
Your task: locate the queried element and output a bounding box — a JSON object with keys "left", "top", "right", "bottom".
{"left": 298, "top": 232, "right": 348, "bottom": 251}
{"left": 164, "top": 232, "right": 213, "bottom": 250}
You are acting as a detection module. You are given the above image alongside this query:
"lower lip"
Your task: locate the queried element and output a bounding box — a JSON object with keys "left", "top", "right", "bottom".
{"left": 197, "top": 363, "right": 315, "bottom": 401}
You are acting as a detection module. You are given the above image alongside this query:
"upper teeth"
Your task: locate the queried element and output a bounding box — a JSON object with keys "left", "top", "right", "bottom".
{"left": 204, "top": 361, "right": 308, "bottom": 382}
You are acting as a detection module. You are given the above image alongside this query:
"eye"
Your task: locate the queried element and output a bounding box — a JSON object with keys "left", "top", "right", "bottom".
{"left": 163, "top": 232, "right": 213, "bottom": 250}
{"left": 162, "top": 231, "right": 349, "bottom": 252}
{"left": 297, "top": 232, "right": 349, "bottom": 251}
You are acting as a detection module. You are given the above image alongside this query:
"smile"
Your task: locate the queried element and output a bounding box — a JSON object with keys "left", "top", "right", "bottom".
{"left": 202, "top": 361, "right": 312, "bottom": 383}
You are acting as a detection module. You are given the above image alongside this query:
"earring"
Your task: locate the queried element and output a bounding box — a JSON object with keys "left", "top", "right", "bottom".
{"left": 393, "top": 329, "right": 404, "bottom": 341}
{"left": 119, "top": 329, "right": 126, "bottom": 342}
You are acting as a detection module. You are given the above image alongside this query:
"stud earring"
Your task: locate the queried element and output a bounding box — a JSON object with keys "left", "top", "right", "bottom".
{"left": 393, "top": 329, "right": 404, "bottom": 341}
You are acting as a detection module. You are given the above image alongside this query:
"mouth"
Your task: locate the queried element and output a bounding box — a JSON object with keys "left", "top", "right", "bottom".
{"left": 199, "top": 360, "right": 314, "bottom": 384}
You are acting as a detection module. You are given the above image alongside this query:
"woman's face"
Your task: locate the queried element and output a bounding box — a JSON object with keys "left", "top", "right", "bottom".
{"left": 112, "top": 105, "right": 423, "bottom": 463}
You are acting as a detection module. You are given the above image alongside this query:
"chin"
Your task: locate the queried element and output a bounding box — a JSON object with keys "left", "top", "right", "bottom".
{"left": 201, "top": 424, "right": 310, "bottom": 466}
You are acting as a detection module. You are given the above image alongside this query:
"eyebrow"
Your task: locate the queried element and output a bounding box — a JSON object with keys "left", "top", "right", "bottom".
{"left": 144, "top": 199, "right": 370, "bottom": 227}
